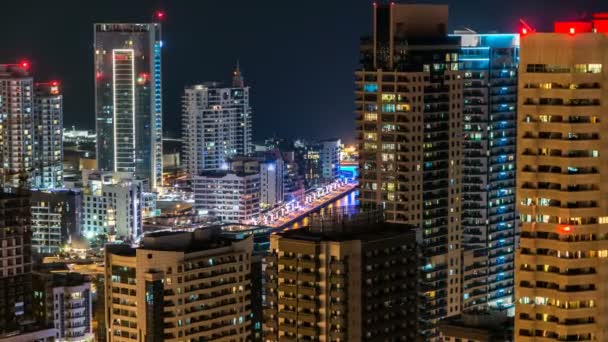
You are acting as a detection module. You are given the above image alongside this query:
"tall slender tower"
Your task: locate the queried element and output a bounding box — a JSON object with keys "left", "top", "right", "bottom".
{"left": 453, "top": 32, "right": 519, "bottom": 314}
{"left": 356, "top": 4, "right": 463, "bottom": 340}
{"left": 0, "top": 63, "right": 34, "bottom": 189}
{"left": 34, "top": 81, "right": 64, "bottom": 189}
{"left": 515, "top": 14, "right": 608, "bottom": 341}
{"left": 94, "top": 21, "right": 163, "bottom": 190}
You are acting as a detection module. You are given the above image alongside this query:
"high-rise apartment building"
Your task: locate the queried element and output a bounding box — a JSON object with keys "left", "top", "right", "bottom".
{"left": 82, "top": 171, "right": 143, "bottom": 242}
{"left": 0, "top": 64, "right": 34, "bottom": 189}
{"left": 104, "top": 227, "right": 253, "bottom": 341}
{"left": 192, "top": 170, "right": 260, "bottom": 223}
{"left": 0, "top": 65, "right": 64, "bottom": 190}
{"left": 94, "top": 23, "right": 163, "bottom": 190}
{"left": 453, "top": 32, "right": 519, "bottom": 314}
{"left": 515, "top": 14, "right": 608, "bottom": 341}
{"left": 182, "top": 66, "right": 253, "bottom": 175}
{"left": 0, "top": 189, "right": 33, "bottom": 333}
{"left": 34, "top": 82, "right": 63, "bottom": 189}
{"left": 33, "top": 272, "right": 93, "bottom": 341}
{"left": 263, "top": 209, "right": 419, "bottom": 341}
{"left": 356, "top": 4, "right": 463, "bottom": 338}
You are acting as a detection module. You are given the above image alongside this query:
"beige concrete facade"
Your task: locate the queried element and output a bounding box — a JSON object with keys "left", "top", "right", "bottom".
{"left": 356, "top": 4, "right": 464, "bottom": 339}
{"left": 263, "top": 223, "right": 418, "bottom": 341}
{"left": 515, "top": 32, "right": 608, "bottom": 341}
{"left": 105, "top": 230, "right": 253, "bottom": 341}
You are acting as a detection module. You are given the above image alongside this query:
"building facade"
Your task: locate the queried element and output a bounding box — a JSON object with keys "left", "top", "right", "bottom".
{"left": 104, "top": 228, "right": 253, "bottom": 341}
{"left": 94, "top": 23, "right": 163, "bottom": 190}
{"left": 230, "top": 152, "right": 285, "bottom": 209}
{"left": 515, "top": 15, "right": 608, "bottom": 341}
{"left": 82, "top": 172, "right": 143, "bottom": 242}
{"left": 0, "top": 65, "right": 34, "bottom": 189}
{"left": 0, "top": 190, "right": 33, "bottom": 333}
{"left": 453, "top": 32, "right": 519, "bottom": 314}
{"left": 263, "top": 211, "right": 419, "bottom": 340}
{"left": 319, "top": 139, "right": 341, "bottom": 183}
{"left": 182, "top": 66, "right": 253, "bottom": 175}
{"left": 34, "top": 82, "right": 63, "bottom": 189}
{"left": 355, "top": 4, "right": 463, "bottom": 339}
{"left": 33, "top": 272, "right": 93, "bottom": 342}
{"left": 30, "top": 189, "right": 82, "bottom": 255}
{"left": 192, "top": 170, "right": 260, "bottom": 223}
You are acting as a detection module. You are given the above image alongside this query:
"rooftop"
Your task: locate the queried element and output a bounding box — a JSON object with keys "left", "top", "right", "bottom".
{"left": 107, "top": 226, "right": 244, "bottom": 255}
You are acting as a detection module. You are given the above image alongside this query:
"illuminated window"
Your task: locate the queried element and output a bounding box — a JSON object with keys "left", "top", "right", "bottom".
{"left": 381, "top": 153, "right": 395, "bottom": 162}
{"left": 381, "top": 94, "right": 396, "bottom": 103}
{"left": 365, "top": 133, "right": 377, "bottom": 141}
{"left": 599, "top": 250, "right": 608, "bottom": 258}
{"left": 381, "top": 104, "right": 396, "bottom": 113}
{"left": 396, "top": 103, "right": 410, "bottom": 112}
{"left": 600, "top": 216, "right": 608, "bottom": 224}
{"left": 364, "top": 112, "right": 378, "bottom": 121}
{"left": 382, "top": 124, "right": 396, "bottom": 132}
{"left": 364, "top": 83, "right": 378, "bottom": 92}
{"left": 539, "top": 83, "right": 552, "bottom": 89}
{"left": 363, "top": 143, "right": 377, "bottom": 151}
{"left": 382, "top": 143, "right": 395, "bottom": 151}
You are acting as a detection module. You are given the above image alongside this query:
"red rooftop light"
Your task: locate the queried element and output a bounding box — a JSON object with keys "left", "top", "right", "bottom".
{"left": 569, "top": 27, "right": 576, "bottom": 35}
{"left": 20, "top": 60, "right": 30, "bottom": 69}
{"left": 51, "top": 81, "right": 59, "bottom": 86}
{"left": 155, "top": 10, "right": 165, "bottom": 20}
{"left": 521, "top": 28, "right": 528, "bottom": 35}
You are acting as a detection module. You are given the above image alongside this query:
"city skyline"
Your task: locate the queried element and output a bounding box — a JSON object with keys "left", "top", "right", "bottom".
{"left": 0, "top": 0, "right": 604, "bottom": 143}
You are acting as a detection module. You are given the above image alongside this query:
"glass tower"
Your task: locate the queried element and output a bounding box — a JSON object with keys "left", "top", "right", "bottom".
{"left": 94, "top": 23, "right": 163, "bottom": 190}
{"left": 453, "top": 32, "right": 519, "bottom": 315}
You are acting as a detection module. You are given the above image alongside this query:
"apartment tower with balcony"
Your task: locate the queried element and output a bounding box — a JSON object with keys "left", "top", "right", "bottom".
{"left": 263, "top": 209, "right": 419, "bottom": 341}
{"left": 515, "top": 14, "right": 608, "bottom": 341}
{"left": 182, "top": 65, "right": 253, "bottom": 176}
{"left": 453, "top": 32, "right": 519, "bottom": 314}
{"left": 355, "top": 4, "right": 463, "bottom": 338}
{"left": 105, "top": 227, "right": 253, "bottom": 341}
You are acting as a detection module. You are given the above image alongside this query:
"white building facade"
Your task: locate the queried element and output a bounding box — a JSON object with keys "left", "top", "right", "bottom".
{"left": 82, "top": 172, "right": 143, "bottom": 242}
{"left": 182, "top": 67, "right": 252, "bottom": 176}
{"left": 193, "top": 171, "right": 260, "bottom": 223}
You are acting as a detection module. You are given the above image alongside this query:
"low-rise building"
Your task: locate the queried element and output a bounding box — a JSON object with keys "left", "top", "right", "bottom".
{"left": 82, "top": 172, "right": 143, "bottom": 242}
{"left": 193, "top": 170, "right": 260, "bottom": 223}
{"left": 33, "top": 272, "right": 93, "bottom": 342}
{"left": 30, "top": 189, "right": 82, "bottom": 255}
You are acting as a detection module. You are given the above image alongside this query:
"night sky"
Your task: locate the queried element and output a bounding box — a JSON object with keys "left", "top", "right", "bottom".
{"left": 0, "top": 0, "right": 605, "bottom": 143}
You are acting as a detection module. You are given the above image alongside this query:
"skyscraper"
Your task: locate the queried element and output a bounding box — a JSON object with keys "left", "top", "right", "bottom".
{"left": 453, "top": 32, "right": 519, "bottom": 314}
{"left": 182, "top": 66, "right": 253, "bottom": 175}
{"left": 34, "top": 81, "right": 63, "bottom": 189}
{"left": 356, "top": 4, "right": 463, "bottom": 338}
{"left": 0, "top": 64, "right": 34, "bottom": 189}
{"left": 515, "top": 14, "right": 608, "bottom": 341}
{"left": 94, "top": 22, "right": 163, "bottom": 190}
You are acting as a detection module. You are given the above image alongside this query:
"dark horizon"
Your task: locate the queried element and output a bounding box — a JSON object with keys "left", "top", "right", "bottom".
{"left": 0, "top": 0, "right": 604, "bottom": 144}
